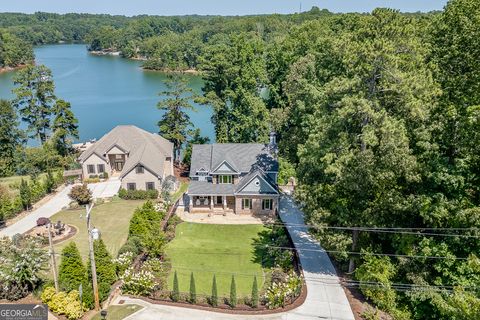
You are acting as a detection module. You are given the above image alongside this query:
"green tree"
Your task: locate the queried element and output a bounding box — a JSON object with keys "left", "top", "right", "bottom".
{"left": 251, "top": 276, "right": 259, "bottom": 308}
{"left": 182, "top": 128, "right": 210, "bottom": 166}
{"left": 189, "top": 272, "right": 196, "bottom": 304}
{"left": 19, "top": 179, "right": 32, "bottom": 210}
{"left": 210, "top": 274, "right": 218, "bottom": 307}
{"left": 52, "top": 99, "right": 79, "bottom": 156}
{"left": 0, "top": 100, "right": 23, "bottom": 176}
{"left": 157, "top": 74, "right": 196, "bottom": 162}
{"left": 230, "top": 275, "right": 237, "bottom": 308}
{"left": 171, "top": 270, "right": 179, "bottom": 302}
{"left": 44, "top": 171, "right": 56, "bottom": 194}
{"left": 12, "top": 64, "right": 56, "bottom": 144}
{"left": 59, "top": 242, "right": 87, "bottom": 293}
{"left": 198, "top": 32, "right": 270, "bottom": 143}
{"left": 88, "top": 239, "right": 116, "bottom": 301}
{"left": 0, "top": 31, "right": 33, "bottom": 68}
{"left": 68, "top": 184, "right": 92, "bottom": 205}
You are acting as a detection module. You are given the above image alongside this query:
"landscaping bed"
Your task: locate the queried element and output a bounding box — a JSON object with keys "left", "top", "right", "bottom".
{"left": 116, "top": 201, "right": 305, "bottom": 313}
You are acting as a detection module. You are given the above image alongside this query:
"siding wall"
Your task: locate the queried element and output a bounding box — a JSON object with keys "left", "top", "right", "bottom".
{"left": 121, "top": 168, "right": 160, "bottom": 191}
{"left": 82, "top": 154, "right": 108, "bottom": 178}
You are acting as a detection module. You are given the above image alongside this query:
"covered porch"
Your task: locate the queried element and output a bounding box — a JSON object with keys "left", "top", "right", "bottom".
{"left": 188, "top": 195, "right": 235, "bottom": 214}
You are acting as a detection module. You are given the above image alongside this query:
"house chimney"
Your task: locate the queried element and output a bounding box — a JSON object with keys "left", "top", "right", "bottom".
{"left": 268, "top": 131, "right": 277, "bottom": 157}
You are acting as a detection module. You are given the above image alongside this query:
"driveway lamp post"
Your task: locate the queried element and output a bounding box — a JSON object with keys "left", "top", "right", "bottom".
{"left": 100, "top": 309, "right": 108, "bottom": 319}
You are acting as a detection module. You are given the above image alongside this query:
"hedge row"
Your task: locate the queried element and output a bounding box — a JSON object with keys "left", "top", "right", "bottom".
{"left": 118, "top": 188, "right": 158, "bottom": 200}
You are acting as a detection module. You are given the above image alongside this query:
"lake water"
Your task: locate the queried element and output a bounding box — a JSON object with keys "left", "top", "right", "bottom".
{"left": 0, "top": 44, "right": 214, "bottom": 144}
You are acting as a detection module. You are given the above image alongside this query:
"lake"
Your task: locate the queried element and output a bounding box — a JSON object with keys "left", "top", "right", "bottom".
{"left": 0, "top": 44, "right": 214, "bottom": 144}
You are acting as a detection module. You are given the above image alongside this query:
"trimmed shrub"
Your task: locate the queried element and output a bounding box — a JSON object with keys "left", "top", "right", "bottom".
{"left": 210, "top": 275, "right": 218, "bottom": 307}
{"left": 230, "top": 275, "right": 237, "bottom": 308}
{"left": 189, "top": 272, "right": 196, "bottom": 304}
{"left": 41, "top": 287, "right": 83, "bottom": 320}
{"left": 171, "top": 270, "right": 179, "bottom": 302}
{"left": 118, "top": 188, "right": 158, "bottom": 200}
{"left": 118, "top": 236, "right": 142, "bottom": 256}
{"left": 120, "top": 267, "right": 155, "bottom": 296}
{"left": 251, "top": 276, "right": 259, "bottom": 308}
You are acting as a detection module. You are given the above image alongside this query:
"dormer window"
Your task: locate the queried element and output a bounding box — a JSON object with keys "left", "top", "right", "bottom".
{"left": 136, "top": 165, "right": 144, "bottom": 174}
{"left": 219, "top": 175, "right": 232, "bottom": 184}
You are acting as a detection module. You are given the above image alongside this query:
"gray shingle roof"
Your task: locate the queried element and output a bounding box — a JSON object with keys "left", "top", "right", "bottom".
{"left": 234, "top": 168, "right": 279, "bottom": 194}
{"left": 78, "top": 125, "right": 173, "bottom": 178}
{"left": 188, "top": 181, "right": 236, "bottom": 196}
{"left": 190, "top": 143, "right": 278, "bottom": 177}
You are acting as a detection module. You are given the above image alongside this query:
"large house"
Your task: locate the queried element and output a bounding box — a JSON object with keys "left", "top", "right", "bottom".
{"left": 78, "top": 125, "right": 174, "bottom": 191}
{"left": 187, "top": 133, "right": 279, "bottom": 216}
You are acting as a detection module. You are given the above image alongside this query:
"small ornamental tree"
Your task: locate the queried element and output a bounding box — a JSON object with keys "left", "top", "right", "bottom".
{"left": 88, "top": 239, "right": 116, "bottom": 301}
{"left": 251, "top": 276, "right": 259, "bottom": 308}
{"left": 44, "top": 170, "right": 56, "bottom": 193}
{"left": 171, "top": 270, "right": 179, "bottom": 302}
{"left": 58, "top": 242, "right": 87, "bottom": 292}
{"left": 19, "top": 178, "right": 32, "bottom": 210}
{"left": 230, "top": 275, "right": 237, "bottom": 308}
{"left": 210, "top": 275, "right": 218, "bottom": 307}
{"left": 189, "top": 272, "right": 196, "bottom": 304}
{"left": 68, "top": 183, "right": 92, "bottom": 205}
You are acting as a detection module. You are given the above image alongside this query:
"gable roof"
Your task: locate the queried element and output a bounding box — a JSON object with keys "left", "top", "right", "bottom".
{"left": 78, "top": 125, "right": 173, "bottom": 178}
{"left": 234, "top": 168, "right": 279, "bottom": 195}
{"left": 190, "top": 143, "right": 278, "bottom": 177}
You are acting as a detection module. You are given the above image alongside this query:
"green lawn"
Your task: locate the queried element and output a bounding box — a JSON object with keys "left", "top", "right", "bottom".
{"left": 165, "top": 222, "right": 267, "bottom": 298}
{"left": 91, "top": 304, "right": 142, "bottom": 320}
{"left": 52, "top": 199, "right": 145, "bottom": 260}
{"left": 171, "top": 181, "right": 188, "bottom": 203}
{"left": 0, "top": 173, "right": 49, "bottom": 195}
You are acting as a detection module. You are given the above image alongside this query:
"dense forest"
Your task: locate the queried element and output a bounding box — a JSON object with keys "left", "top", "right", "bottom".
{"left": 1, "top": 1, "right": 479, "bottom": 318}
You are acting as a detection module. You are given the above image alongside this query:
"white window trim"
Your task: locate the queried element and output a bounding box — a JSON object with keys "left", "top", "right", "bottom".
{"left": 219, "top": 175, "right": 232, "bottom": 184}
{"left": 242, "top": 198, "right": 252, "bottom": 210}
{"left": 262, "top": 198, "right": 273, "bottom": 210}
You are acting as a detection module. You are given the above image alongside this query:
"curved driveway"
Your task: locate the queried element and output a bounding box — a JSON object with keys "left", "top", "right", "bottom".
{"left": 116, "top": 195, "right": 354, "bottom": 320}
{"left": 0, "top": 179, "right": 121, "bottom": 238}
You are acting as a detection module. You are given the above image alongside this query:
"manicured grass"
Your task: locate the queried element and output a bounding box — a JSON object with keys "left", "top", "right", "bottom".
{"left": 91, "top": 304, "right": 142, "bottom": 320}
{"left": 165, "top": 222, "right": 267, "bottom": 297}
{"left": 171, "top": 181, "right": 188, "bottom": 203}
{"left": 0, "top": 173, "right": 49, "bottom": 195}
{"left": 52, "top": 199, "right": 145, "bottom": 260}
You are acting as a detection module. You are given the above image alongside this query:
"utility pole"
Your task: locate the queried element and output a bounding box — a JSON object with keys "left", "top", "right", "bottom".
{"left": 47, "top": 222, "right": 59, "bottom": 292}
{"left": 86, "top": 203, "right": 100, "bottom": 311}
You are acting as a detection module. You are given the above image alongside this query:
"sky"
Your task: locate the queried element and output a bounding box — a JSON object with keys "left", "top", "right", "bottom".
{"left": 0, "top": 0, "right": 448, "bottom": 16}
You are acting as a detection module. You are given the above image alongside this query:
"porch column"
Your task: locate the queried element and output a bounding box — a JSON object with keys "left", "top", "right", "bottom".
{"left": 223, "top": 195, "right": 227, "bottom": 210}
{"left": 274, "top": 197, "right": 279, "bottom": 216}
{"left": 210, "top": 196, "right": 214, "bottom": 211}
{"left": 189, "top": 195, "right": 193, "bottom": 213}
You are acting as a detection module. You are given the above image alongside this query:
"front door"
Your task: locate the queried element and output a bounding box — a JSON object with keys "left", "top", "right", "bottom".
{"left": 115, "top": 161, "right": 124, "bottom": 171}
{"left": 216, "top": 196, "right": 223, "bottom": 205}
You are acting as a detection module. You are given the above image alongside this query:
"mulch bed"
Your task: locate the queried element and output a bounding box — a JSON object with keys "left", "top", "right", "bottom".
{"left": 125, "top": 280, "right": 307, "bottom": 315}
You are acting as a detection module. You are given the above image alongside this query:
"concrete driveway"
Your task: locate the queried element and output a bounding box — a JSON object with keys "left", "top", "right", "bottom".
{"left": 113, "top": 195, "right": 354, "bottom": 320}
{"left": 0, "top": 179, "right": 121, "bottom": 238}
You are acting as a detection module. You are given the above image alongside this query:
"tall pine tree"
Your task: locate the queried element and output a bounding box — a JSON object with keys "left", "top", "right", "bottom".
{"left": 0, "top": 99, "right": 23, "bottom": 176}
{"left": 52, "top": 99, "right": 79, "bottom": 156}
{"left": 157, "top": 74, "right": 196, "bottom": 162}
{"left": 12, "top": 65, "right": 56, "bottom": 144}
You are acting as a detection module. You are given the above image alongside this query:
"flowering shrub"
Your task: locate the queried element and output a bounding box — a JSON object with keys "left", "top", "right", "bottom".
{"left": 0, "top": 236, "right": 48, "bottom": 300}
{"left": 41, "top": 287, "right": 83, "bottom": 320}
{"left": 264, "top": 272, "right": 302, "bottom": 309}
{"left": 120, "top": 267, "right": 155, "bottom": 296}
{"left": 113, "top": 251, "right": 134, "bottom": 276}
